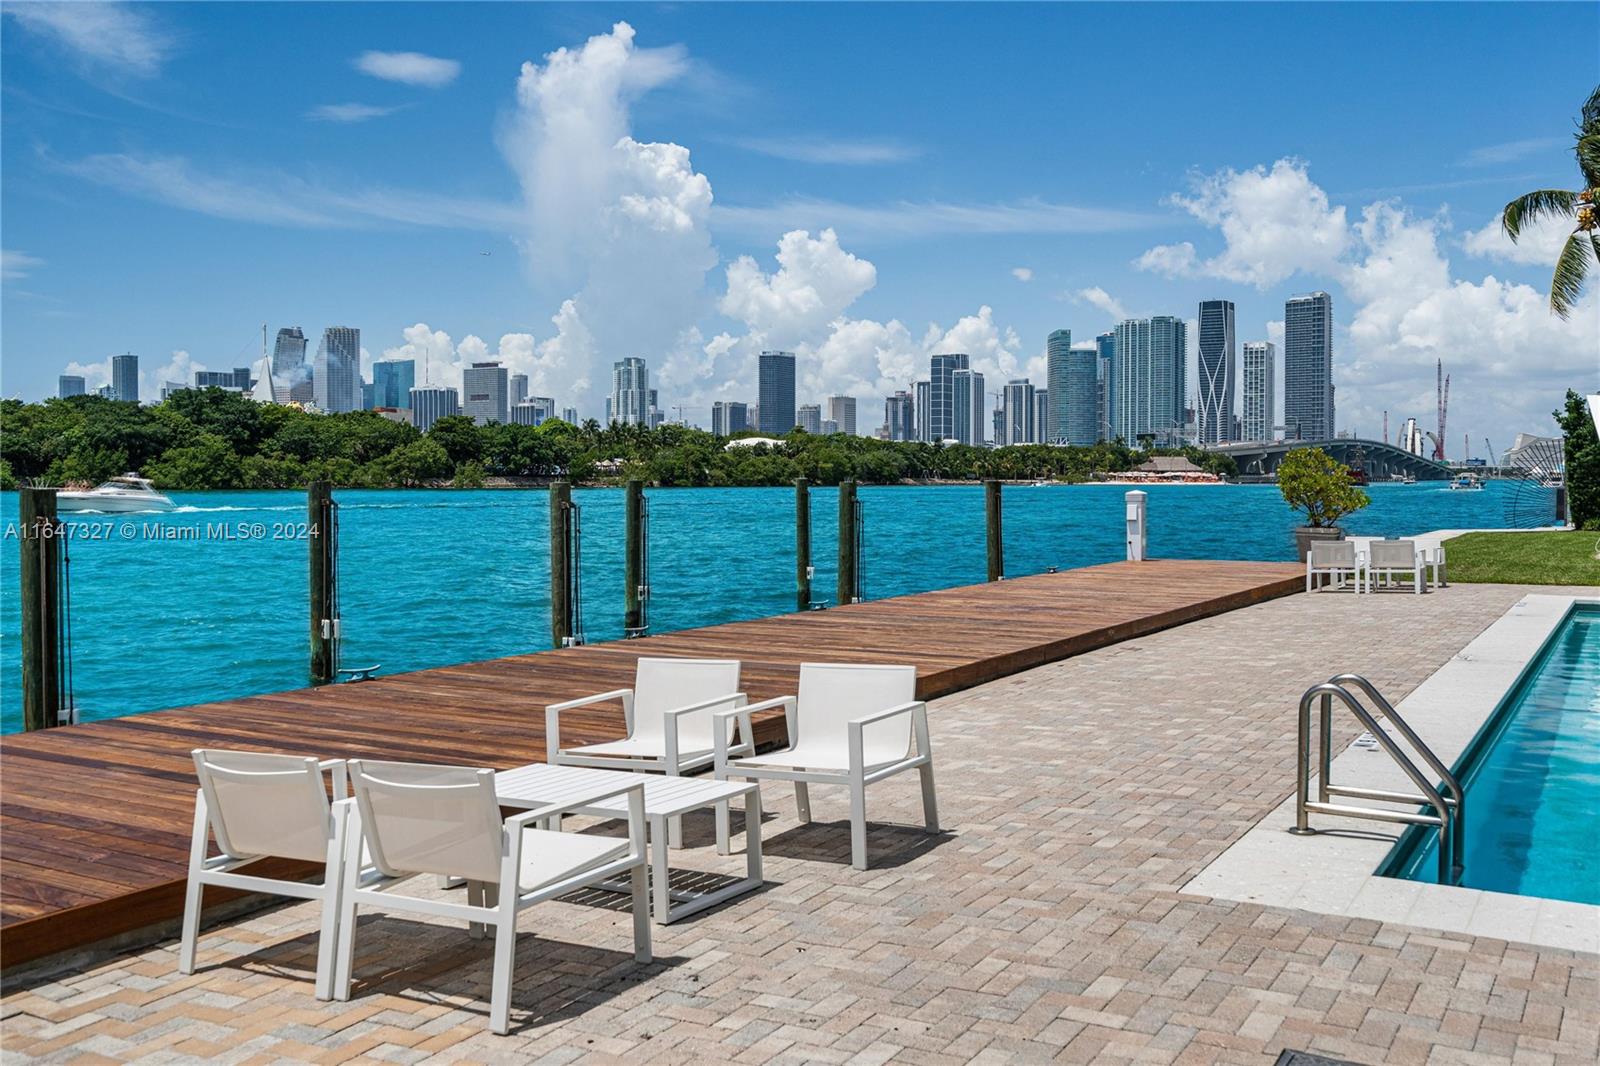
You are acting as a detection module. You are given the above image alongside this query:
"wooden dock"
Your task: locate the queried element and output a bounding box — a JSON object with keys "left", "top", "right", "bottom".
{"left": 0, "top": 559, "right": 1302, "bottom": 969}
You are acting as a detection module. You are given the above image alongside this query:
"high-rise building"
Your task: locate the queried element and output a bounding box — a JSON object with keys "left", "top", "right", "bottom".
{"left": 885, "top": 391, "right": 914, "bottom": 441}
{"left": 58, "top": 375, "right": 86, "bottom": 398}
{"left": 1044, "top": 329, "right": 1072, "bottom": 441}
{"left": 160, "top": 381, "right": 188, "bottom": 401}
{"left": 95, "top": 383, "right": 114, "bottom": 399}
{"left": 757, "top": 351, "right": 796, "bottom": 434}
{"left": 1001, "top": 379, "right": 1034, "bottom": 446}
{"left": 510, "top": 397, "right": 555, "bottom": 426}
{"left": 1196, "top": 299, "right": 1237, "bottom": 444}
{"left": 1112, "top": 316, "right": 1187, "bottom": 444}
{"left": 561, "top": 407, "right": 579, "bottom": 425}
{"left": 1032, "top": 389, "right": 1050, "bottom": 444}
{"left": 1095, "top": 332, "right": 1116, "bottom": 441}
{"left": 410, "top": 385, "right": 461, "bottom": 432}
{"left": 373, "top": 359, "right": 416, "bottom": 409}
{"left": 272, "top": 327, "right": 307, "bottom": 380}
{"left": 1241, "top": 341, "right": 1277, "bottom": 443}
{"left": 914, "top": 380, "right": 932, "bottom": 442}
{"left": 509, "top": 373, "right": 529, "bottom": 408}
{"left": 1062, "top": 345, "right": 1099, "bottom": 445}
{"left": 951, "top": 367, "right": 985, "bottom": 445}
{"left": 462, "top": 361, "right": 509, "bottom": 425}
{"left": 826, "top": 395, "right": 857, "bottom": 436}
{"left": 797, "top": 403, "right": 822, "bottom": 434}
{"left": 607, "top": 357, "right": 650, "bottom": 426}
{"left": 194, "top": 369, "right": 251, "bottom": 390}
{"left": 712, "top": 401, "right": 749, "bottom": 436}
{"left": 361, "top": 381, "right": 376, "bottom": 410}
{"left": 992, "top": 408, "right": 1006, "bottom": 447}
{"left": 1284, "top": 292, "right": 1334, "bottom": 440}
{"left": 929, "top": 353, "right": 970, "bottom": 441}
{"left": 111, "top": 353, "right": 139, "bottom": 403}
{"left": 313, "top": 327, "right": 361, "bottom": 413}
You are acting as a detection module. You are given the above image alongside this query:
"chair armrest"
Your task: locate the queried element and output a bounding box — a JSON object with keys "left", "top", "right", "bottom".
{"left": 719, "top": 695, "right": 794, "bottom": 719}
{"left": 848, "top": 701, "right": 923, "bottom": 729}
{"left": 546, "top": 688, "right": 634, "bottom": 760}
{"left": 663, "top": 693, "right": 747, "bottom": 769}
{"left": 847, "top": 701, "right": 928, "bottom": 771}
{"left": 714, "top": 695, "right": 792, "bottom": 777}
{"left": 503, "top": 781, "right": 646, "bottom": 827}
{"left": 661, "top": 692, "right": 748, "bottom": 719}
{"left": 546, "top": 688, "right": 633, "bottom": 714}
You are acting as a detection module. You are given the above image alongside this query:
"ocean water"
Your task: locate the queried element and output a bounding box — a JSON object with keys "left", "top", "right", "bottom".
{"left": 0, "top": 480, "right": 1532, "bottom": 733}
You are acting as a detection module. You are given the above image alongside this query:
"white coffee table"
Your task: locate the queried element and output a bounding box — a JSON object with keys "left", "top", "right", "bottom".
{"left": 495, "top": 763, "right": 762, "bottom": 925}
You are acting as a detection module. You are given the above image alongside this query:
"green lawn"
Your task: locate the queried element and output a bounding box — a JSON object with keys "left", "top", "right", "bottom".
{"left": 1444, "top": 531, "right": 1600, "bottom": 586}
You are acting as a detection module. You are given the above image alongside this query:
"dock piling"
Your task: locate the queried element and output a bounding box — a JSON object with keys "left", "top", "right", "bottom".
{"left": 19, "top": 486, "right": 63, "bottom": 731}
{"left": 624, "top": 479, "right": 649, "bottom": 637}
{"left": 307, "top": 481, "right": 338, "bottom": 685}
{"left": 985, "top": 479, "right": 1004, "bottom": 581}
{"left": 837, "top": 479, "right": 862, "bottom": 605}
{"left": 795, "top": 477, "right": 812, "bottom": 611}
{"left": 550, "top": 481, "right": 581, "bottom": 647}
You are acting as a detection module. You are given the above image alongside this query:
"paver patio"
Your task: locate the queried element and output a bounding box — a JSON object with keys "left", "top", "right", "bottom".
{"left": 3, "top": 583, "right": 1597, "bottom": 1065}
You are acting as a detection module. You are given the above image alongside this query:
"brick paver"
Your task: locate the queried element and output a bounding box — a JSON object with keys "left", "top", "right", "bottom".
{"left": 3, "top": 583, "right": 1596, "bottom": 1065}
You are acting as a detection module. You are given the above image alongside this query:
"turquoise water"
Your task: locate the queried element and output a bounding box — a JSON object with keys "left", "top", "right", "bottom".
{"left": 1384, "top": 605, "right": 1600, "bottom": 905}
{"left": 0, "top": 481, "right": 1525, "bottom": 733}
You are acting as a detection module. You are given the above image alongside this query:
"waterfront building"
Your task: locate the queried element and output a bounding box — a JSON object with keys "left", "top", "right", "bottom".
{"left": 1044, "top": 329, "right": 1072, "bottom": 441}
{"left": 194, "top": 369, "right": 250, "bottom": 390}
{"left": 561, "top": 406, "right": 579, "bottom": 425}
{"left": 826, "top": 395, "right": 857, "bottom": 436}
{"left": 1112, "top": 316, "right": 1186, "bottom": 444}
{"left": 712, "top": 400, "right": 749, "bottom": 436}
{"left": 914, "top": 380, "right": 932, "bottom": 442}
{"left": 951, "top": 367, "right": 985, "bottom": 445}
{"left": 313, "top": 327, "right": 361, "bottom": 413}
{"left": 1033, "top": 389, "right": 1050, "bottom": 444}
{"left": 58, "top": 375, "right": 85, "bottom": 398}
{"left": 361, "top": 381, "right": 376, "bottom": 410}
{"left": 1241, "top": 341, "right": 1276, "bottom": 442}
{"left": 1284, "top": 291, "right": 1334, "bottom": 440}
{"left": 608, "top": 357, "right": 650, "bottom": 426}
{"left": 272, "top": 327, "right": 308, "bottom": 381}
{"left": 1001, "top": 379, "right": 1035, "bottom": 446}
{"left": 409, "top": 385, "right": 460, "bottom": 432}
{"left": 885, "top": 391, "right": 914, "bottom": 441}
{"left": 929, "top": 353, "right": 970, "bottom": 441}
{"left": 797, "top": 403, "right": 822, "bottom": 434}
{"left": 463, "top": 361, "right": 509, "bottom": 425}
{"left": 509, "top": 373, "right": 528, "bottom": 408}
{"left": 992, "top": 408, "right": 1006, "bottom": 447}
{"left": 111, "top": 353, "right": 139, "bottom": 403}
{"left": 822, "top": 419, "right": 840, "bottom": 435}
{"left": 646, "top": 389, "right": 664, "bottom": 429}
{"left": 1096, "top": 332, "right": 1116, "bottom": 441}
{"left": 511, "top": 399, "right": 555, "bottom": 426}
{"left": 373, "top": 359, "right": 415, "bottom": 409}
{"left": 1196, "top": 299, "right": 1237, "bottom": 444}
{"left": 159, "top": 381, "right": 188, "bottom": 401}
{"left": 758, "top": 350, "right": 797, "bottom": 434}
{"left": 1063, "top": 345, "right": 1099, "bottom": 446}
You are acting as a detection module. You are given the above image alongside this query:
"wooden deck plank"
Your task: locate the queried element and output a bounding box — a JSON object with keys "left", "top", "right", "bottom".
{"left": 0, "top": 559, "right": 1301, "bottom": 968}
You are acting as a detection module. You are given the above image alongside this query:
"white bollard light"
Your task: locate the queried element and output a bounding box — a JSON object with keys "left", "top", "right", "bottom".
{"left": 1125, "top": 490, "right": 1147, "bottom": 562}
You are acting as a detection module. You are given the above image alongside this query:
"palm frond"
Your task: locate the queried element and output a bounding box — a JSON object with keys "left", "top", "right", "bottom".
{"left": 1548, "top": 230, "right": 1593, "bottom": 318}
{"left": 1577, "top": 132, "right": 1600, "bottom": 189}
{"left": 1582, "top": 84, "right": 1600, "bottom": 135}
{"left": 1502, "top": 189, "right": 1577, "bottom": 240}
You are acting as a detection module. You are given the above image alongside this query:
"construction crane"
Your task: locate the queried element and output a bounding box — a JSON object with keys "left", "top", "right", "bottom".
{"left": 1433, "top": 359, "right": 1450, "bottom": 461}
{"left": 1486, "top": 436, "right": 1497, "bottom": 469}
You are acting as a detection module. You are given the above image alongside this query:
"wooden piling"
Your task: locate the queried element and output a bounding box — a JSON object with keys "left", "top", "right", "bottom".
{"left": 550, "top": 481, "right": 574, "bottom": 647}
{"left": 624, "top": 479, "right": 646, "bottom": 637}
{"left": 307, "top": 481, "right": 337, "bottom": 685}
{"left": 985, "top": 479, "right": 1004, "bottom": 582}
{"left": 837, "top": 479, "right": 860, "bottom": 605}
{"left": 795, "top": 477, "right": 811, "bottom": 611}
{"left": 19, "top": 487, "right": 61, "bottom": 731}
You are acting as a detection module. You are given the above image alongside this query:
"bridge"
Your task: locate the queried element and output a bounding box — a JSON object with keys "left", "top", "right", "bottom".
{"left": 1208, "top": 438, "right": 1454, "bottom": 481}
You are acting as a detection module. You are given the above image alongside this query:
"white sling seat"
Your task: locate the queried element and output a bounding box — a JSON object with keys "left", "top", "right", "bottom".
{"left": 1368, "top": 538, "right": 1427, "bottom": 594}
{"left": 1307, "top": 539, "right": 1362, "bottom": 593}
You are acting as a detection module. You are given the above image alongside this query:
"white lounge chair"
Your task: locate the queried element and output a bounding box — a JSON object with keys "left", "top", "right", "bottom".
{"left": 712, "top": 663, "right": 938, "bottom": 871}
{"left": 180, "top": 750, "right": 350, "bottom": 1000}
{"left": 332, "top": 759, "right": 650, "bottom": 1035}
{"left": 1367, "top": 538, "right": 1426, "bottom": 594}
{"left": 1306, "top": 539, "right": 1361, "bottom": 593}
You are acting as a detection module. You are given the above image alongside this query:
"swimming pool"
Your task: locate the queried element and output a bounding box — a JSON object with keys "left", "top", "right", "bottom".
{"left": 1382, "top": 603, "right": 1600, "bottom": 905}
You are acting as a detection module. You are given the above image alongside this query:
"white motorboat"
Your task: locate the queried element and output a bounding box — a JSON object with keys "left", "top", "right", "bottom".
{"left": 57, "top": 474, "right": 175, "bottom": 513}
{"left": 1448, "top": 473, "right": 1485, "bottom": 492}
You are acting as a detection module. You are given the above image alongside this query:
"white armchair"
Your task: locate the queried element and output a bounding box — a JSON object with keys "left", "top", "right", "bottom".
{"left": 1306, "top": 539, "right": 1361, "bottom": 593}
{"left": 1367, "top": 538, "right": 1427, "bottom": 594}
{"left": 713, "top": 663, "right": 938, "bottom": 871}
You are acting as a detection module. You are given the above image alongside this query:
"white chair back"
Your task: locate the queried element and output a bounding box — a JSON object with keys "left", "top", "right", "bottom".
{"left": 630, "top": 657, "right": 742, "bottom": 752}
{"left": 797, "top": 663, "right": 917, "bottom": 765}
{"left": 193, "top": 749, "right": 333, "bottom": 863}
{"left": 1370, "top": 539, "right": 1417, "bottom": 567}
{"left": 1309, "top": 540, "right": 1356, "bottom": 567}
{"left": 348, "top": 760, "right": 503, "bottom": 883}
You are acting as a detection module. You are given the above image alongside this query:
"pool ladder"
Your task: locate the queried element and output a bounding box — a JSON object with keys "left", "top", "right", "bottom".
{"left": 1291, "top": 674, "right": 1465, "bottom": 885}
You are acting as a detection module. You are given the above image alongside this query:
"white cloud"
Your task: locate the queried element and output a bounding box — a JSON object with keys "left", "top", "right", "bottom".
{"left": 1459, "top": 136, "right": 1565, "bottom": 167}
{"left": 715, "top": 197, "right": 1159, "bottom": 241}
{"left": 5, "top": 2, "right": 173, "bottom": 77}
{"left": 1461, "top": 210, "right": 1575, "bottom": 267}
{"left": 2, "top": 250, "right": 44, "bottom": 281}
{"left": 306, "top": 102, "right": 406, "bottom": 123}
{"left": 736, "top": 137, "right": 920, "bottom": 165}
{"left": 719, "top": 228, "right": 876, "bottom": 342}
{"left": 1073, "top": 286, "right": 1129, "bottom": 322}
{"left": 355, "top": 50, "right": 460, "bottom": 88}
{"left": 1011, "top": 267, "right": 1033, "bottom": 283}
{"left": 1133, "top": 241, "right": 1198, "bottom": 278}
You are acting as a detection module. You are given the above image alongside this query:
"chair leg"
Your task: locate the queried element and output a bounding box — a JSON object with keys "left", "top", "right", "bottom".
{"left": 633, "top": 850, "right": 654, "bottom": 958}
{"left": 651, "top": 816, "right": 671, "bottom": 925}
{"left": 332, "top": 809, "right": 364, "bottom": 1002}
{"left": 715, "top": 800, "right": 730, "bottom": 857}
{"left": 179, "top": 797, "right": 209, "bottom": 976}
{"left": 488, "top": 888, "right": 518, "bottom": 1035}
{"left": 919, "top": 762, "right": 940, "bottom": 834}
{"left": 849, "top": 779, "right": 868, "bottom": 871}
{"left": 794, "top": 782, "right": 811, "bottom": 823}
{"left": 467, "top": 882, "right": 485, "bottom": 940}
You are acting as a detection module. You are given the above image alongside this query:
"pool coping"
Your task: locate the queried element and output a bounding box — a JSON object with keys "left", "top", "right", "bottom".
{"left": 1182, "top": 592, "right": 1600, "bottom": 954}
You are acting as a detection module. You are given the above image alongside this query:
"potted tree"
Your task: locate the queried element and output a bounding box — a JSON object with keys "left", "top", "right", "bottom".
{"left": 1277, "top": 447, "right": 1371, "bottom": 560}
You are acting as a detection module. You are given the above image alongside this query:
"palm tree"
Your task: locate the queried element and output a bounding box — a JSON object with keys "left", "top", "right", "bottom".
{"left": 1501, "top": 85, "right": 1600, "bottom": 318}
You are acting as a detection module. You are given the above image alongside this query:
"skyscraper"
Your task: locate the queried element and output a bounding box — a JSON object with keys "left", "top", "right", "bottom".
{"left": 929, "top": 353, "right": 970, "bottom": 441}
{"left": 826, "top": 395, "right": 857, "bottom": 436}
{"left": 1096, "top": 332, "right": 1116, "bottom": 441}
{"left": 1112, "top": 317, "right": 1187, "bottom": 444}
{"left": 1044, "top": 329, "right": 1072, "bottom": 441}
{"left": 1032, "top": 389, "right": 1050, "bottom": 444}
{"left": 462, "top": 361, "right": 509, "bottom": 425}
{"left": 711, "top": 400, "right": 749, "bottom": 436}
{"left": 511, "top": 398, "right": 554, "bottom": 426}
{"left": 409, "top": 385, "right": 460, "bottom": 432}
{"left": 272, "top": 327, "right": 307, "bottom": 378}
{"left": 608, "top": 357, "right": 650, "bottom": 426}
{"left": 1063, "top": 345, "right": 1099, "bottom": 445}
{"left": 797, "top": 403, "right": 822, "bottom": 434}
{"left": 111, "top": 353, "right": 139, "bottom": 403}
{"left": 1001, "top": 379, "right": 1035, "bottom": 446}
{"left": 914, "top": 380, "right": 931, "bottom": 442}
{"left": 951, "top": 367, "right": 985, "bottom": 445}
{"left": 757, "top": 351, "right": 797, "bottom": 434}
{"left": 58, "top": 375, "right": 86, "bottom": 398}
{"left": 509, "top": 373, "right": 529, "bottom": 408}
{"left": 1284, "top": 292, "right": 1334, "bottom": 440}
{"left": 885, "top": 391, "right": 914, "bottom": 441}
{"left": 1196, "top": 299, "right": 1237, "bottom": 444}
{"left": 373, "top": 359, "right": 416, "bottom": 409}
{"left": 1241, "top": 341, "right": 1277, "bottom": 443}
{"left": 313, "top": 327, "right": 361, "bottom": 413}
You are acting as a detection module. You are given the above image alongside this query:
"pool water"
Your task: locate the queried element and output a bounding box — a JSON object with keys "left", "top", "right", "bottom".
{"left": 1382, "top": 604, "right": 1600, "bottom": 905}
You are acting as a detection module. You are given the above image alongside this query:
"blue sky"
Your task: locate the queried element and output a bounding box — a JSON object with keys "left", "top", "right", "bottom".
{"left": 3, "top": 1, "right": 1596, "bottom": 453}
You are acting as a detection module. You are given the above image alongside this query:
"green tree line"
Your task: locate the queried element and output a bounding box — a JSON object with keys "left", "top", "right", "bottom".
{"left": 0, "top": 389, "right": 1237, "bottom": 491}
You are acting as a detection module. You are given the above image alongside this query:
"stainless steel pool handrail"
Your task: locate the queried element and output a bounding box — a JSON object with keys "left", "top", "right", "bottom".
{"left": 1291, "top": 680, "right": 1462, "bottom": 885}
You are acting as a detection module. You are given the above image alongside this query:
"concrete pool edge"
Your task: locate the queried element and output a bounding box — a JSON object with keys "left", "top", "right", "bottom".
{"left": 1182, "top": 592, "right": 1600, "bottom": 954}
